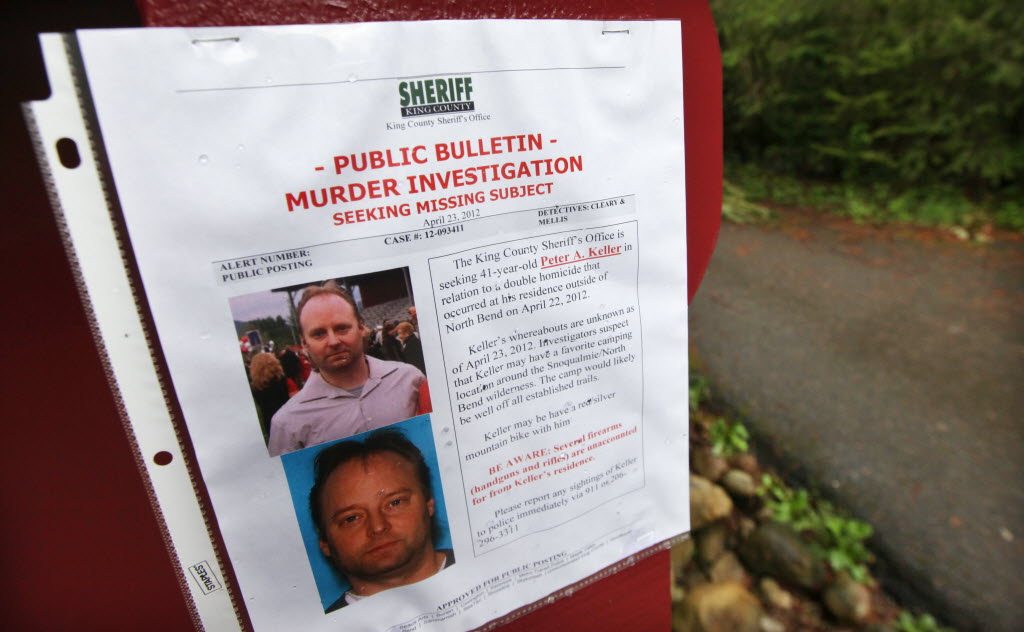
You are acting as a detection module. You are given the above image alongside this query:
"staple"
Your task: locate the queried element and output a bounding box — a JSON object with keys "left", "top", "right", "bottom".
{"left": 601, "top": 29, "right": 630, "bottom": 35}
{"left": 191, "top": 36, "right": 241, "bottom": 45}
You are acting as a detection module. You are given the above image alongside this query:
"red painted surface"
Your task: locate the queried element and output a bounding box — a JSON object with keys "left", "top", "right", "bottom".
{"left": 1, "top": 6, "right": 193, "bottom": 630}
{"left": 1, "top": 1, "right": 718, "bottom": 629}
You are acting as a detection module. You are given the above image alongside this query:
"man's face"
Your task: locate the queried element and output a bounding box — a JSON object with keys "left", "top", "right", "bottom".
{"left": 317, "top": 452, "right": 436, "bottom": 585}
{"left": 300, "top": 294, "right": 365, "bottom": 373}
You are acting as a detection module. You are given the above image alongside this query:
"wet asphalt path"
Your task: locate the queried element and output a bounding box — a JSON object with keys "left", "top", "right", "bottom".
{"left": 689, "top": 212, "right": 1024, "bottom": 631}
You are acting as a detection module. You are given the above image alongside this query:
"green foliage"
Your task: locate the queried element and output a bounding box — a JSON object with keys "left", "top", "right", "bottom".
{"left": 895, "top": 611, "right": 955, "bottom": 632}
{"left": 817, "top": 513, "right": 874, "bottom": 582}
{"left": 238, "top": 315, "right": 296, "bottom": 350}
{"left": 709, "top": 418, "right": 749, "bottom": 457}
{"left": 722, "top": 179, "right": 773, "bottom": 224}
{"left": 727, "top": 164, "right": 1022, "bottom": 229}
{"left": 994, "top": 199, "right": 1024, "bottom": 231}
{"left": 759, "top": 474, "right": 819, "bottom": 532}
{"left": 714, "top": 0, "right": 1024, "bottom": 219}
{"left": 689, "top": 373, "right": 711, "bottom": 413}
{"left": 759, "top": 475, "right": 875, "bottom": 582}
{"left": 728, "top": 164, "right": 845, "bottom": 211}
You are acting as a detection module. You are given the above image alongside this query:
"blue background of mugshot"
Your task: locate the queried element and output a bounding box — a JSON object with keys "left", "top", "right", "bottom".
{"left": 280, "top": 414, "right": 452, "bottom": 611}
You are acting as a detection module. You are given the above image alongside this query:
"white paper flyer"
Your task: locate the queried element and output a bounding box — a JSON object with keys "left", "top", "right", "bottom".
{"left": 26, "top": 20, "right": 690, "bottom": 631}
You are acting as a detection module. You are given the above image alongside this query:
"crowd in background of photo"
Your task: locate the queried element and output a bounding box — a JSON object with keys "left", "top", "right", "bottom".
{"left": 229, "top": 268, "right": 426, "bottom": 442}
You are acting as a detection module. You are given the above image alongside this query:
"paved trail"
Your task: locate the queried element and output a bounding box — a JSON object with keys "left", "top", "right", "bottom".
{"left": 689, "top": 211, "right": 1024, "bottom": 631}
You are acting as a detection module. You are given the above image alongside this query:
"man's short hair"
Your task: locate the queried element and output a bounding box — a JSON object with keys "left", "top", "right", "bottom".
{"left": 309, "top": 429, "right": 434, "bottom": 538}
{"left": 296, "top": 281, "right": 363, "bottom": 330}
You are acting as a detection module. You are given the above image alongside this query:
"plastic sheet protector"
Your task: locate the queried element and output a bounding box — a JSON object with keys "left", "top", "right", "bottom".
{"left": 25, "top": 20, "right": 690, "bottom": 631}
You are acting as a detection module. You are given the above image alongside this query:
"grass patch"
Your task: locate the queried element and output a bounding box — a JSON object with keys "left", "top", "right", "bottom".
{"left": 726, "top": 163, "right": 1024, "bottom": 232}
{"left": 722, "top": 179, "right": 773, "bottom": 224}
{"left": 894, "top": 611, "right": 955, "bottom": 632}
{"left": 709, "top": 418, "right": 749, "bottom": 457}
{"left": 759, "top": 474, "right": 875, "bottom": 583}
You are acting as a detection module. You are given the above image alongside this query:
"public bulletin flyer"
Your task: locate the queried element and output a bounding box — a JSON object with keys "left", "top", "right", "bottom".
{"left": 26, "top": 21, "right": 690, "bottom": 631}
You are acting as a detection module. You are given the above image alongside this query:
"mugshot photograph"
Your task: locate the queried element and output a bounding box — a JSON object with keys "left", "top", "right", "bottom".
{"left": 281, "top": 417, "right": 454, "bottom": 613}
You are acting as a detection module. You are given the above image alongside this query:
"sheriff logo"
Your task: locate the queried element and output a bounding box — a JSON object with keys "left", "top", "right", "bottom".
{"left": 399, "top": 76, "right": 475, "bottom": 118}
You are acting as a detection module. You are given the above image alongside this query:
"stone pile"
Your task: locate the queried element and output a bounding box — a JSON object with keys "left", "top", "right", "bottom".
{"left": 672, "top": 438, "right": 896, "bottom": 632}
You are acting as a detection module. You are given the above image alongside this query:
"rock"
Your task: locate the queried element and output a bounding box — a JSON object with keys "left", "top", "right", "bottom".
{"left": 675, "top": 582, "right": 762, "bottom": 632}
{"left": 823, "top": 574, "right": 872, "bottom": 624}
{"left": 758, "top": 616, "right": 786, "bottom": 632}
{"left": 722, "top": 469, "right": 758, "bottom": 498}
{"left": 672, "top": 538, "right": 696, "bottom": 574}
{"left": 739, "top": 517, "right": 758, "bottom": 540}
{"left": 729, "top": 451, "right": 760, "bottom": 476}
{"left": 708, "top": 551, "right": 749, "bottom": 584}
{"left": 759, "top": 577, "right": 794, "bottom": 611}
{"left": 691, "top": 475, "right": 734, "bottom": 530}
{"left": 671, "top": 582, "right": 686, "bottom": 604}
{"left": 791, "top": 599, "right": 826, "bottom": 630}
{"left": 696, "top": 523, "right": 728, "bottom": 566}
{"left": 738, "top": 522, "right": 825, "bottom": 592}
{"left": 681, "top": 564, "right": 709, "bottom": 590}
{"left": 671, "top": 539, "right": 695, "bottom": 604}
{"left": 693, "top": 447, "right": 729, "bottom": 482}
